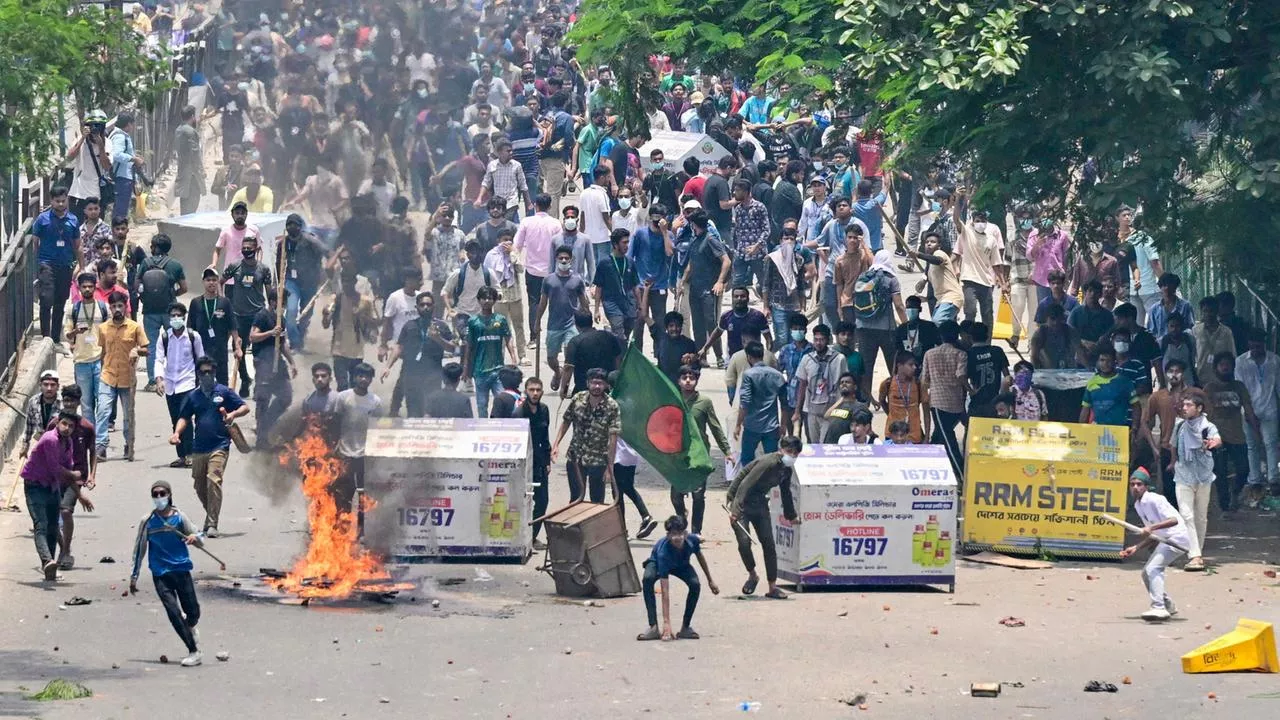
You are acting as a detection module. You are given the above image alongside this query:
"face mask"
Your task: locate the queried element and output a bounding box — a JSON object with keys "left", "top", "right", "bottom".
{"left": 780, "top": 453, "right": 796, "bottom": 468}
{"left": 930, "top": 201, "right": 942, "bottom": 214}
{"left": 198, "top": 372, "right": 215, "bottom": 392}
{"left": 556, "top": 259, "right": 572, "bottom": 272}
{"left": 1014, "top": 370, "right": 1033, "bottom": 391}
{"left": 813, "top": 161, "right": 824, "bottom": 171}
{"left": 650, "top": 162, "right": 664, "bottom": 171}
{"left": 790, "top": 330, "right": 805, "bottom": 342}
{"left": 524, "top": 82, "right": 535, "bottom": 92}
{"left": 244, "top": 249, "right": 256, "bottom": 259}
{"left": 972, "top": 221, "right": 987, "bottom": 233}
{"left": 906, "top": 308, "right": 920, "bottom": 322}
{"left": 1088, "top": 242, "right": 1103, "bottom": 255}
{"left": 169, "top": 317, "right": 185, "bottom": 331}
{"left": 618, "top": 198, "right": 632, "bottom": 210}
{"left": 1018, "top": 219, "right": 1033, "bottom": 230}
{"left": 1113, "top": 340, "right": 1130, "bottom": 355}
{"left": 417, "top": 88, "right": 428, "bottom": 98}
{"left": 563, "top": 218, "right": 578, "bottom": 232}
{"left": 238, "top": 82, "right": 250, "bottom": 92}
{"left": 153, "top": 496, "right": 170, "bottom": 511}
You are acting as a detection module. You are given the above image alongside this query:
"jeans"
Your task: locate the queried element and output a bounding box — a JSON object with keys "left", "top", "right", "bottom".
{"left": 333, "top": 355, "right": 360, "bottom": 392}
{"left": 962, "top": 281, "right": 995, "bottom": 327}
{"left": 568, "top": 463, "right": 607, "bottom": 503}
{"left": 530, "top": 461, "right": 550, "bottom": 540}
{"left": 733, "top": 504, "right": 778, "bottom": 583}
{"left": 38, "top": 262, "right": 74, "bottom": 343}
{"left": 671, "top": 476, "right": 707, "bottom": 534}
{"left": 1009, "top": 281, "right": 1038, "bottom": 341}
{"left": 254, "top": 356, "right": 293, "bottom": 448}
{"left": 402, "top": 370, "right": 436, "bottom": 418}
{"left": 233, "top": 314, "right": 255, "bottom": 393}
{"left": 1132, "top": 292, "right": 1160, "bottom": 328}
{"left": 74, "top": 360, "right": 102, "bottom": 423}
{"left": 613, "top": 463, "right": 651, "bottom": 529}
{"left": 1246, "top": 417, "right": 1279, "bottom": 486}
{"left": 933, "top": 301, "right": 959, "bottom": 324}
{"left": 1175, "top": 483, "right": 1211, "bottom": 559}
{"left": 142, "top": 313, "right": 167, "bottom": 383}
{"left": 474, "top": 370, "right": 501, "bottom": 418}
{"left": 822, "top": 278, "right": 840, "bottom": 330}
{"left": 166, "top": 391, "right": 193, "bottom": 459}
{"left": 731, "top": 255, "right": 766, "bottom": 295}
{"left": 25, "top": 484, "right": 61, "bottom": 565}
{"left": 769, "top": 306, "right": 794, "bottom": 352}
{"left": 642, "top": 561, "right": 701, "bottom": 629}
{"left": 153, "top": 570, "right": 200, "bottom": 653}
{"left": 1212, "top": 443, "right": 1250, "bottom": 510}
{"left": 1142, "top": 543, "right": 1183, "bottom": 610}
{"left": 639, "top": 288, "right": 668, "bottom": 356}
{"left": 930, "top": 408, "right": 967, "bottom": 481}
{"left": 113, "top": 176, "right": 134, "bottom": 220}
{"left": 589, "top": 242, "right": 612, "bottom": 285}
{"left": 856, "top": 327, "right": 897, "bottom": 399}
{"left": 606, "top": 314, "right": 636, "bottom": 345}
{"left": 284, "top": 278, "right": 316, "bottom": 351}
{"left": 739, "top": 427, "right": 779, "bottom": 467}
{"left": 689, "top": 292, "right": 721, "bottom": 360}
{"left": 95, "top": 383, "right": 134, "bottom": 452}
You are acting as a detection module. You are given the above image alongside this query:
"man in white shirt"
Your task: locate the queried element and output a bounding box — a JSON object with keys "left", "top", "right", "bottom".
{"left": 1120, "top": 467, "right": 1192, "bottom": 621}
{"left": 380, "top": 267, "right": 423, "bottom": 416}
{"left": 1236, "top": 329, "right": 1280, "bottom": 496}
{"left": 154, "top": 303, "right": 205, "bottom": 469}
{"left": 333, "top": 363, "right": 384, "bottom": 515}
{"left": 355, "top": 158, "right": 398, "bottom": 221}
{"left": 578, "top": 166, "right": 614, "bottom": 284}
{"left": 956, "top": 210, "right": 1008, "bottom": 329}
{"left": 483, "top": 228, "right": 528, "bottom": 365}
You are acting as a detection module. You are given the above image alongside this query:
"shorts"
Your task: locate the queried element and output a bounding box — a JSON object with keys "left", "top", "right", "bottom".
{"left": 59, "top": 484, "right": 80, "bottom": 512}
{"left": 546, "top": 325, "right": 578, "bottom": 356}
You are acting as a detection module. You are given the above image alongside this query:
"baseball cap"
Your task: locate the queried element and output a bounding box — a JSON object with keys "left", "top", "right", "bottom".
{"left": 202, "top": 266, "right": 220, "bottom": 280}
{"left": 39, "top": 370, "right": 59, "bottom": 382}
{"left": 682, "top": 199, "right": 702, "bottom": 210}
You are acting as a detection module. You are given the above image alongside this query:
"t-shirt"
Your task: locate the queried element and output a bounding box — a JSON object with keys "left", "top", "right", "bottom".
{"left": 224, "top": 261, "right": 272, "bottom": 317}
{"left": 542, "top": 272, "right": 586, "bottom": 332}
{"left": 215, "top": 223, "right": 262, "bottom": 274}
{"left": 179, "top": 385, "right": 246, "bottom": 454}
{"left": 578, "top": 185, "right": 612, "bottom": 245}
{"left": 702, "top": 174, "right": 732, "bottom": 233}
{"left": 657, "top": 334, "right": 699, "bottom": 385}
{"left": 519, "top": 401, "right": 552, "bottom": 464}
{"left": 564, "top": 328, "right": 623, "bottom": 393}
{"left": 717, "top": 308, "right": 769, "bottom": 356}
{"left": 1082, "top": 373, "right": 1137, "bottom": 426}
{"left": 1032, "top": 325, "right": 1081, "bottom": 369}
{"left": 489, "top": 389, "right": 521, "bottom": 419}
{"left": 796, "top": 350, "right": 846, "bottom": 412}
{"left": 649, "top": 534, "right": 701, "bottom": 579}
{"left": 466, "top": 313, "right": 511, "bottom": 376}
{"left": 926, "top": 250, "right": 964, "bottom": 307}
{"left": 824, "top": 398, "right": 869, "bottom": 443}
{"left": 835, "top": 344, "right": 867, "bottom": 380}
{"left": 382, "top": 290, "right": 419, "bottom": 344}
{"left": 136, "top": 255, "right": 187, "bottom": 314}
{"left": 427, "top": 388, "right": 474, "bottom": 418}
{"left": 1203, "top": 379, "right": 1253, "bottom": 446}
{"left": 397, "top": 318, "right": 453, "bottom": 376}
{"left": 895, "top": 321, "right": 940, "bottom": 366}
{"left": 595, "top": 254, "right": 639, "bottom": 319}
{"left": 859, "top": 272, "right": 902, "bottom": 331}
{"left": 967, "top": 345, "right": 1010, "bottom": 410}
{"left": 739, "top": 363, "right": 786, "bottom": 433}
{"left": 1035, "top": 294, "right": 1079, "bottom": 324}
{"left": 334, "top": 389, "right": 384, "bottom": 458}
{"left": 188, "top": 295, "right": 234, "bottom": 352}
{"left": 1068, "top": 304, "right": 1115, "bottom": 343}
{"left": 1133, "top": 490, "right": 1192, "bottom": 549}
{"left": 686, "top": 231, "right": 729, "bottom": 295}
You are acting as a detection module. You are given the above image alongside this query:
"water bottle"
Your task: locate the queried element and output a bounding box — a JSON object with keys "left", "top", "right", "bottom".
{"left": 738, "top": 701, "right": 762, "bottom": 712}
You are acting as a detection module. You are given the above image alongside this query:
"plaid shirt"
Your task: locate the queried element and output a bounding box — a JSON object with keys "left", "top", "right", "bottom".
{"left": 732, "top": 198, "right": 771, "bottom": 260}
{"left": 564, "top": 392, "right": 621, "bottom": 467}
{"left": 1008, "top": 229, "right": 1034, "bottom": 284}
{"left": 483, "top": 158, "right": 529, "bottom": 206}
{"left": 920, "top": 343, "right": 968, "bottom": 414}
{"left": 24, "top": 394, "right": 59, "bottom": 446}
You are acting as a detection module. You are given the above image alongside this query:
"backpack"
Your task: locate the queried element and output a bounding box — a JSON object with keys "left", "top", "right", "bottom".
{"left": 161, "top": 330, "right": 196, "bottom": 360}
{"left": 852, "top": 267, "right": 892, "bottom": 321}
{"left": 138, "top": 256, "right": 175, "bottom": 311}
{"left": 451, "top": 263, "right": 493, "bottom": 305}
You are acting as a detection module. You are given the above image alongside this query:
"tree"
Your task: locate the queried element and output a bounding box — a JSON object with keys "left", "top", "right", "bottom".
{"left": 0, "top": 0, "right": 168, "bottom": 177}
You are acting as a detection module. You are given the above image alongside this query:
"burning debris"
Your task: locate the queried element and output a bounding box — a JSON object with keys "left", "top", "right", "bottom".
{"left": 265, "top": 429, "right": 411, "bottom": 600}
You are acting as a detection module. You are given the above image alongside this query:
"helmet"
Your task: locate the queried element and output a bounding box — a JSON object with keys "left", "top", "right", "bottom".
{"left": 85, "top": 109, "right": 109, "bottom": 125}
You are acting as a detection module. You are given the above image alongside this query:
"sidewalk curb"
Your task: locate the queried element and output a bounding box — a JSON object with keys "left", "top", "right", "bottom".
{"left": 0, "top": 336, "right": 57, "bottom": 487}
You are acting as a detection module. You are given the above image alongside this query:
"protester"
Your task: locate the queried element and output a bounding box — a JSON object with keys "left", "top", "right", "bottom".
{"left": 50, "top": 385, "right": 95, "bottom": 570}
{"left": 171, "top": 356, "right": 248, "bottom": 538}
{"left": 154, "top": 303, "right": 206, "bottom": 468}
{"left": 332, "top": 363, "right": 384, "bottom": 515}
{"left": 223, "top": 234, "right": 272, "bottom": 396}
{"left": 323, "top": 267, "right": 378, "bottom": 391}
{"left": 792, "top": 324, "right": 846, "bottom": 444}
{"left": 560, "top": 312, "right": 623, "bottom": 397}
{"left": 1235, "top": 329, "right": 1280, "bottom": 499}
{"left": 637, "top": 515, "right": 719, "bottom": 642}
{"left": 921, "top": 321, "right": 968, "bottom": 471}
{"left": 1011, "top": 361, "right": 1049, "bottom": 421}
{"left": 129, "top": 479, "right": 206, "bottom": 667}
{"left": 32, "top": 186, "right": 80, "bottom": 347}
{"left": 463, "top": 285, "right": 518, "bottom": 418}
{"left": 593, "top": 228, "right": 642, "bottom": 343}
{"left": 735, "top": 340, "right": 786, "bottom": 465}
{"left": 1119, "top": 467, "right": 1189, "bottom": 621}
{"left": 1190, "top": 295, "right": 1237, "bottom": 384}
{"left": 520, "top": 377, "right": 553, "bottom": 550}
{"left": 20, "top": 371, "right": 62, "bottom": 462}
{"left": 21, "top": 411, "right": 82, "bottom": 581}
{"left": 878, "top": 352, "right": 929, "bottom": 443}
{"left": 430, "top": 362, "right": 475, "bottom": 419}
{"left": 248, "top": 287, "right": 297, "bottom": 446}
{"left": 1202, "top": 352, "right": 1259, "bottom": 514}
{"left": 96, "top": 291, "right": 147, "bottom": 460}
{"left": 727, "top": 435, "right": 802, "bottom": 600}
{"left": 187, "top": 268, "right": 235, "bottom": 386}
{"left": 1171, "top": 388, "right": 1219, "bottom": 571}
{"left": 553, "top": 367, "right": 621, "bottom": 503}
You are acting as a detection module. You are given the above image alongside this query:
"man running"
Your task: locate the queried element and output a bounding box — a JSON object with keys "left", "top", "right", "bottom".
{"left": 129, "top": 479, "right": 206, "bottom": 667}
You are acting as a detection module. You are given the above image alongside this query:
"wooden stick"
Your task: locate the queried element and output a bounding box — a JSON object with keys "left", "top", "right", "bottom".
{"left": 1099, "top": 513, "right": 1190, "bottom": 554}
{"left": 297, "top": 278, "right": 331, "bottom": 319}
{"left": 275, "top": 234, "right": 287, "bottom": 356}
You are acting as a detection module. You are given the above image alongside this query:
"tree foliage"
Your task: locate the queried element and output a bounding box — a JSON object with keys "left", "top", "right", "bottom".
{"left": 0, "top": 0, "right": 168, "bottom": 176}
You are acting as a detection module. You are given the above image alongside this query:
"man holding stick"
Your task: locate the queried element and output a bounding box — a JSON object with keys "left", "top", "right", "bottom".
{"left": 1119, "top": 467, "right": 1191, "bottom": 621}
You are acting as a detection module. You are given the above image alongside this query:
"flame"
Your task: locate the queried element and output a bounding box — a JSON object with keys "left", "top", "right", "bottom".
{"left": 267, "top": 426, "right": 403, "bottom": 599}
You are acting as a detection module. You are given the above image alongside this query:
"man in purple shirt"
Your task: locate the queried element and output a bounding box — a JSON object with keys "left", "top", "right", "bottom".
{"left": 21, "top": 412, "right": 82, "bottom": 581}
{"left": 47, "top": 385, "right": 96, "bottom": 571}
{"left": 1026, "top": 217, "right": 1070, "bottom": 305}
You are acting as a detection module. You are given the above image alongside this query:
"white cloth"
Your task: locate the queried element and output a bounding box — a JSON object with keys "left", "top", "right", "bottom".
{"left": 155, "top": 329, "right": 206, "bottom": 395}
{"left": 382, "top": 289, "right": 419, "bottom": 344}
{"left": 1142, "top": 542, "right": 1182, "bottom": 610}
{"left": 578, "top": 185, "right": 612, "bottom": 246}
{"left": 1175, "top": 483, "right": 1211, "bottom": 559}
{"left": 957, "top": 221, "right": 1007, "bottom": 287}
{"left": 614, "top": 437, "right": 641, "bottom": 467}
{"left": 1133, "top": 490, "right": 1192, "bottom": 550}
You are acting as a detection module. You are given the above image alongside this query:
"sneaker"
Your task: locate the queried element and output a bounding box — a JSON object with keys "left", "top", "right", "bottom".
{"left": 57, "top": 554, "right": 74, "bottom": 570}
{"left": 142, "top": 381, "right": 158, "bottom": 393}
{"left": 636, "top": 517, "right": 659, "bottom": 540}
{"left": 42, "top": 560, "right": 58, "bottom": 581}
{"left": 204, "top": 527, "right": 219, "bottom": 539}
{"left": 180, "top": 651, "right": 203, "bottom": 667}
{"left": 526, "top": 341, "right": 538, "bottom": 350}
{"left": 715, "top": 357, "right": 725, "bottom": 370}
{"left": 1185, "top": 557, "right": 1206, "bottom": 572}
{"left": 532, "top": 539, "right": 548, "bottom": 551}
{"left": 518, "top": 357, "right": 531, "bottom": 367}
{"left": 108, "top": 422, "right": 116, "bottom": 433}
{"left": 1140, "top": 607, "right": 1171, "bottom": 621}
{"left": 1164, "top": 597, "right": 1177, "bottom": 616}
{"left": 54, "top": 342, "right": 71, "bottom": 356}
{"left": 96, "top": 448, "right": 108, "bottom": 461}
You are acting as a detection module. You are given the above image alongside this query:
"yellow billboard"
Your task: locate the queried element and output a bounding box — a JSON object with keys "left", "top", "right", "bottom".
{"left": 963, "top": 418, "right": 1128, "bottom": 559}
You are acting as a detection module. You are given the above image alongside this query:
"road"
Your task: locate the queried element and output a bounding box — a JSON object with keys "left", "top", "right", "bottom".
{"left": 2, "top": 246, "right": 1280, "bottom": 720}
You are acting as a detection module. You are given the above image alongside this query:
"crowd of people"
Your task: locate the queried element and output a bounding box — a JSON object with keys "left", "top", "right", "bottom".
{"left": 16, "top": 0, "right": 1279, "bottom": 654}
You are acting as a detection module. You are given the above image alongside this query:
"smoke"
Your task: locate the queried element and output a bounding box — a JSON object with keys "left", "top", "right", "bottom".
{"left": 240, "top": 405, "right": 309, "bottom": 506}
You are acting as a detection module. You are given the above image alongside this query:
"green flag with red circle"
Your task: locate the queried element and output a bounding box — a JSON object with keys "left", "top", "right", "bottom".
{"left": 611, "top": 345, "right": 713, "bottom": 493}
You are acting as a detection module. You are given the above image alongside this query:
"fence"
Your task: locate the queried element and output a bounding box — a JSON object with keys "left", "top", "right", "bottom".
{"left": 1166, "top": 247, "right": 1280, "bottom": 349}
{"left": 0, "top": 20, "right": 213, "bottom": 383}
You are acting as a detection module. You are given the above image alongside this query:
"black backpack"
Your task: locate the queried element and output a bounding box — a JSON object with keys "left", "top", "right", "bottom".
{"left": 138, "top": 256, "right": 175, "bottom": 311}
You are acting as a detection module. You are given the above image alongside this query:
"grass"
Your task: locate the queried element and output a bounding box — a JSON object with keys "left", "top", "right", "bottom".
{"left": 25, "top": 679, "right": 92, "bottom": 701}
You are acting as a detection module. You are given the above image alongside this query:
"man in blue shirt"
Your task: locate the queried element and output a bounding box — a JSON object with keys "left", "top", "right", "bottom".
{"left": 129, "top": 479, "right": 206, "bottom": 667}
{"left": 852, "top": 179, "right": 888, "bottom": 252}
{"left": 171, "top": 356, "right": 249, "bottom": 537}
{"left": 627, "top": 206, "right": 673, "bottom": 356}
{"left": 541, "top": 91, "right": 577, "bottom": 217}
{"left": 30, "top": 186, "right": 80, "bottom": 345}
{"left": 110, "top": 112, "right": 143, "bottom": 220}
{"left": 734, "top": 341, "right": 786, "bottom": 466}
{"left": 636, "top": 515, "right": 719, "bottom": 641}
{"left": 1146, "top": 272, "right": 1196, "bottom": 340}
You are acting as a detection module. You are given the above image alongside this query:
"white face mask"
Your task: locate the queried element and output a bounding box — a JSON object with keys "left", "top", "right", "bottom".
{"left": 618, "top": 197, "right": 632, "bottom": 210}
{"left": 1114, "top": 340, "right": 1130, "bottom": 355}
{"left": 563, "top": 218, "right": 578, "bottom": 232}
{"left": 906, "top": 308, "right": 921, "bottom": 322}
{"left": 153, "top": 496, "right": 170, "bottom": 511}
{"left": 556, "top": 259, "right": 572, "bottom": 272}
{"left": 972, "top": 221, "right": 987, "bottom": 233}
{"left": 780, "top": 453, "right": 796, "bottom": 468}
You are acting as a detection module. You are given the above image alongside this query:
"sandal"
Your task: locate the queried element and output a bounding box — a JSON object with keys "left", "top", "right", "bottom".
{"left": 636, "top": 627, "right": 661, "bottom": 641}
{"left": 169, "top": 459, "right": 186, "bottom": 468}
{"left": 764, "top": 588, "right": 789, "bottom": 600}
{"left": 676, "top": 627, "right": 700, "bottom": 640}
{"left": 742, "top": 576, "right": 759, "bottom": 595}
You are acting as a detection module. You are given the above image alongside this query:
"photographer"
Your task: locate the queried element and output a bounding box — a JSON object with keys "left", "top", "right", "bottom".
{"left": 68, "top": 110, "right": 114, "bottom": 219}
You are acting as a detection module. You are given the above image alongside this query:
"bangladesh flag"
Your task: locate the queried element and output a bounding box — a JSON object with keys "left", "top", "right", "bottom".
{"left": 611, "top": 345, "right": 713, "bottom": 492}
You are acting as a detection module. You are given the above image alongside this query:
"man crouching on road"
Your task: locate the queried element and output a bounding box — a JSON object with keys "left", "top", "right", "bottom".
{"left": 130, "top": 479, "right": 206, "bottom": 667}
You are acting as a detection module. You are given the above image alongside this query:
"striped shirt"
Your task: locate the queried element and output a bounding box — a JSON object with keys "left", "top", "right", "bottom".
{"left": 508, "top": 127, "right": 542, "bottom": 180}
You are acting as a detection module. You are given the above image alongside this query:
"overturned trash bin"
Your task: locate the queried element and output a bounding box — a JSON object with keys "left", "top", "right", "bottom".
{"left": 537, "top": 502, "right": 639, "bottom": 598}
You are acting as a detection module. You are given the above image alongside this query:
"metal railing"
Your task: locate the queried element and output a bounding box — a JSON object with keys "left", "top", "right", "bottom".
{"left": 0, "top": 219, "right": 37, "bottom": 393}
